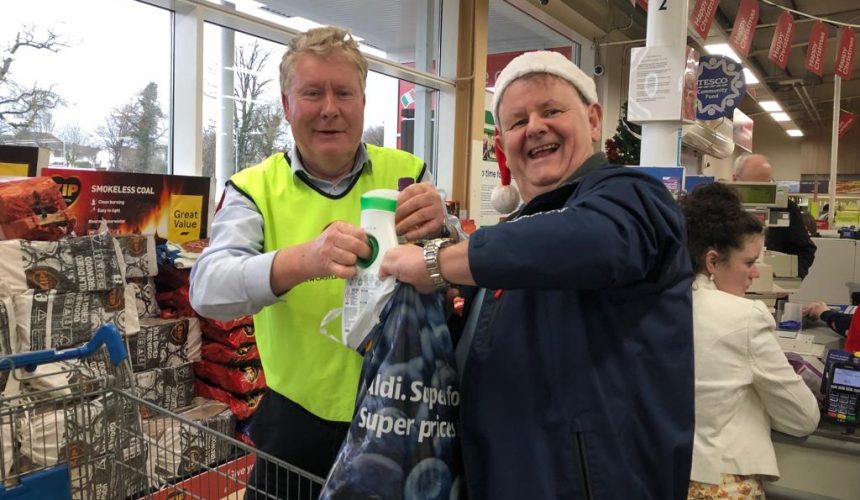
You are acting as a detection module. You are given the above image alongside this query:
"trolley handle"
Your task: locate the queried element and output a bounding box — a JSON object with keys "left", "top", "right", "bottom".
{"left": 0, "top": 323, "right": 128, "bottom": 372}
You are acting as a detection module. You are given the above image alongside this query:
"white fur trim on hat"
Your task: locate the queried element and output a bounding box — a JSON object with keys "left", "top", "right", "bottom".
{"left": 492, "top": 50, "right": 598, "bottom": 130}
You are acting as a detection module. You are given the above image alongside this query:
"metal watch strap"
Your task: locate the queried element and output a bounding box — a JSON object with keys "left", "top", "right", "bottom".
{"left": 423, "top": 238, "right": 453, "bottom": 290}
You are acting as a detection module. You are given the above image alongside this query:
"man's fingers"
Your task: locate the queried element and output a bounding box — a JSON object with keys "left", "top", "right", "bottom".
{"left": 329, "top": 262, "right": 357, "bottom": 280}
{"left": 328, "top": 227, "right": 371, "bottom": 261}
{"left": 402, "top": 221, "right": 437, "bottom": 242}
{"left": 396, "top": 208, "right": 443, "bottom": 238}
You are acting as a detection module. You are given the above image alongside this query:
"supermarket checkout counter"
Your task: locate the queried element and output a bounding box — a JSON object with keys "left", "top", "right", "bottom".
{"left": 765, "top": 325, "right": 860, "bottom": 500}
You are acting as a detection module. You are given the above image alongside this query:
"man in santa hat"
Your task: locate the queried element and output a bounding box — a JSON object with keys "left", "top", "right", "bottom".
{"left": 381, "top": 50, "right": 694, "bottom": 499}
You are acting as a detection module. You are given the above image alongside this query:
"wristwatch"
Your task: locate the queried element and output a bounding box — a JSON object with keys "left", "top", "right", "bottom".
{"left": 423, "top": 238, "right": 455, "bottom": 290}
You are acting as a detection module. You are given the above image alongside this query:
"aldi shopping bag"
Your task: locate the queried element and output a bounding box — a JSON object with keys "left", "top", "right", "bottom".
{"left": 321, "top": 283, "right": 464, "bottom": 500}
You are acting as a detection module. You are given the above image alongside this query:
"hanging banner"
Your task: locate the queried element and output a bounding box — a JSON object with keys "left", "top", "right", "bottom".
{"left": 730, "top": 0, "right": 759, "bottom": 57}
{"left": 696, "top": 55, "right": 747, "bottom": 120}
{"left": 839, "top": 111, "right": 857, "bottom": 138}
{"left": 690, "top": 0, "right": 721, "bottom": 39}
{"left": 768, "top": 11, "right": 795, "bottom": 69}
{"left": 805, "top": 21, "right": 828, "bottom": 76}
{"left": 836, "top": 27, "right": 857, "bottom": 80}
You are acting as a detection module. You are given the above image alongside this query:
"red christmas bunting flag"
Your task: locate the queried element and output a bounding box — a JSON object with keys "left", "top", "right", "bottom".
{"left": 768, "top": 11, "right": 795, "bottom": 69}
{"left": 836, "top": 27, "right": 857, "bottom": 80}
{"left": 690, "top": 0, "right": 721, "bottom": 39}
{"left": 730, "top": 0, "right": 759, "bottom": 57}
{"left": 839, "top": 111, "right": 857, "bottom": 138}
{"left": 805, "top": 21, "right": 828, "bottom": 76}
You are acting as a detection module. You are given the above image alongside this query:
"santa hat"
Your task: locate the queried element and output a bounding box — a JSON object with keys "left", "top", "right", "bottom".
{"left": 490, "top": 127, "right": 520, "bottom": 214}
{"left": 491, "top": 50, "right": 598, "bottom": 130}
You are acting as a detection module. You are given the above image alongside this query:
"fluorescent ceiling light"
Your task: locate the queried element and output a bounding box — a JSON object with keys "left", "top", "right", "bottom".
{"left": 759, "top": 100, "right": 783, "bottom": 112}
{"left": 770, "top": 112, "right": 790, "bottom": 122}
{"left": 787, "top": 129, "right": 804, "bottom": 137}
{"left": 705, "top": 43, "right": 741, "bottom": 62}
{"left": 743, "top": 68, "right": 759, "bottom": 84}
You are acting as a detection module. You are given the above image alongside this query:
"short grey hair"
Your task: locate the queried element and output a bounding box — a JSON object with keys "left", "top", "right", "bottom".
{"left": 279, "top": 26, "right": 368, "bottom": 96}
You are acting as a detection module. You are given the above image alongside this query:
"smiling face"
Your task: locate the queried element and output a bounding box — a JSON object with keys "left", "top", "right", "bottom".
{"left": 707, "top": 233, "right": 764, "bottom": 297}
{"left": 282, "top": 51, "right": 365, "bottom": 180}
{"left": 495, "top": 74, "right": 602, "bottom": 203}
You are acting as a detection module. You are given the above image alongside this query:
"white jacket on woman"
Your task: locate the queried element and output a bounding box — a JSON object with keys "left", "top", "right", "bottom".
{"left": 690, "top": 274, "right": 820, "bottom": 485}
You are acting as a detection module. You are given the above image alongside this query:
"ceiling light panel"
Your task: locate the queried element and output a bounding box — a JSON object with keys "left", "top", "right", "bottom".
{"left": 759, "top": 101, "right": 783, "bottom": 112}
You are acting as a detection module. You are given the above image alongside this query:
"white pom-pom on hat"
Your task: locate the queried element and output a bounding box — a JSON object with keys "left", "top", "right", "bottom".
{"left": 490, "top": 128, "right": 520, "bottom": 214}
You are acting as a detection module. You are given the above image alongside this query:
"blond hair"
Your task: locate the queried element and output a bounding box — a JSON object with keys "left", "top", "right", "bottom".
{"left": 279, "top": 26, "right": 368, "bottom": 96}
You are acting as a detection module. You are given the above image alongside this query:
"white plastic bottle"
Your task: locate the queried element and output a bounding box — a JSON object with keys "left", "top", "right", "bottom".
{"left": 341, "top": 189, "right": 400, "bottom": 348}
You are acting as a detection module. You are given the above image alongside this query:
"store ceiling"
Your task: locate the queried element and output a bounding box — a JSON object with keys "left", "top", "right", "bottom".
{"left": 255, "top": 0, "right": 860, "bottom": 135}
{"left": 722, "top": 0, "right": 860, "bottom": 133}
{"left": 257, "top": 0, "right": 425, "bottom": 60}
{"left": 255, "top": 0, "right": 577, "bottom": 60}
{"left": 566, "top": 0, "right": 860, "bottom": 136}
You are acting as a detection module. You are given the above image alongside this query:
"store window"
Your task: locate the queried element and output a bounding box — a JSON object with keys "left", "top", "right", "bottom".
{"left": 215, "top": 0, "right": 442, "bottom": 73}
{"left": 202, "top": 26, "right": 287, "bottom": 182}
{"left": 0, "top": 0, "right": 171, "bottom": 173}
{"left": 202, "top": 14, "right": 442, "bottom": 193}
{"left": 3, "top": 0, "right": 453, "bottom": 192}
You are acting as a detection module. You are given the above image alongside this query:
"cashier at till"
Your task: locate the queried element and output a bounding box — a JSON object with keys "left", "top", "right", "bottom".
{"left": 734, "top": 154, "right": 816, "bottom": 278}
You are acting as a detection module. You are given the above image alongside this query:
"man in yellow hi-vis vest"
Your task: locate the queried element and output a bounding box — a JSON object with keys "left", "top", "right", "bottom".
{"left": 190, "top": 26, "right": 459, "bottom": 500}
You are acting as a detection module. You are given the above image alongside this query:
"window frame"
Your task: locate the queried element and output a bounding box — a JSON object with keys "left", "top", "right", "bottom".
{"left": 139, "top": 0, "right": 458, "bottom": 194}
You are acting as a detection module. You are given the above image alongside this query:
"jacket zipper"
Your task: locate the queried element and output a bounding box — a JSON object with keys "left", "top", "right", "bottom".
{"left": 574, "top": 432, "right": 594, "bottom": 500}
{"left": 483, "top": 289, "right": 504, "bottom": 347}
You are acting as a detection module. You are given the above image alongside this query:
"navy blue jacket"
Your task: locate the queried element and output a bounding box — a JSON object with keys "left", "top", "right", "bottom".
{"left": 460, "top": 154, "right": 694, "bottom": 499}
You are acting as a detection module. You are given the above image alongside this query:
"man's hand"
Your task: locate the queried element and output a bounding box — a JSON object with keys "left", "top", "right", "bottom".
{"left": 305, "top": 221, "right": 372, "bottom": 280}
{"left": 379, "top": 244, "right": 436, "bottom": 293}
{"left": 802, "top": 301, "right": 831, "bottom": 321}
{"left": 269, "top": 221, "right": 371, "bottom": 296}
{"left": 395, "top": 182, "right": 448, "bottom": 241}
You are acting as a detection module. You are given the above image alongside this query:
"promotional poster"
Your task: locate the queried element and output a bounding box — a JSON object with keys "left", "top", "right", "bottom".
{"left": 41, "top": 169, "right": 212, "bottom": 243}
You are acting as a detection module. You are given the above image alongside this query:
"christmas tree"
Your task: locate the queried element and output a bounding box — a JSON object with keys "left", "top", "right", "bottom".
{"left": 604, "top": 100, "right": 641, "bottom": 165}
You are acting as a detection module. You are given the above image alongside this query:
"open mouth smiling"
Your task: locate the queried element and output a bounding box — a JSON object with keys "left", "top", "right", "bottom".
{"left": 528, "top": 143, "right": 559, "bottom": 158}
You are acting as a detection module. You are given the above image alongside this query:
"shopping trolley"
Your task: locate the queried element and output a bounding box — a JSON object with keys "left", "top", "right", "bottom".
{"left": 0, "top": 323, "right": 324, "bottom": 499}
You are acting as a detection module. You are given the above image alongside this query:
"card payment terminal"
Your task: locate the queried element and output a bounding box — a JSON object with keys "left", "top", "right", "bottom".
{"left": 823, "top": 352, "right": 860, "bottom": 424}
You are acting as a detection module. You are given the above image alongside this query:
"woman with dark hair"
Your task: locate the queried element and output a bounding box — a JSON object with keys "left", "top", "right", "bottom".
{"left": 680, "top": 182, "right": 820, "bottom": 499}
